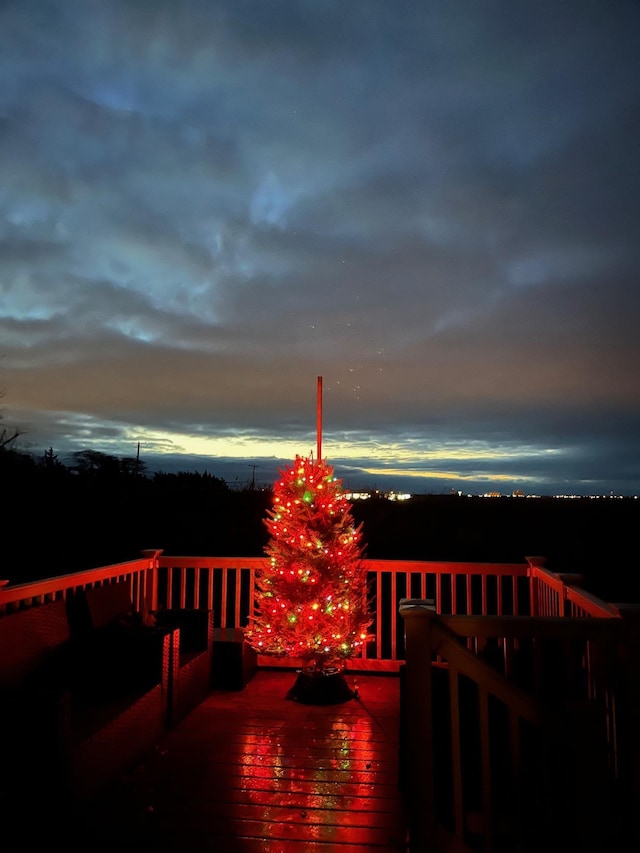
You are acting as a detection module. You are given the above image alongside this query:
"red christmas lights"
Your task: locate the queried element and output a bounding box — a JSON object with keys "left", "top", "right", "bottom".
{"left": 245, "top": 454, "right": 372, "bottom": 672}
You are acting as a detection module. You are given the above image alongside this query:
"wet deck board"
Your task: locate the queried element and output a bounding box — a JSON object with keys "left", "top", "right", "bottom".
{"left": 77, "top": 669, "right": 408, "bottom": 851}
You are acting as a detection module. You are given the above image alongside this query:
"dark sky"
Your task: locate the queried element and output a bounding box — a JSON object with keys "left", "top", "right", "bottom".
{"left": 1, "top": 1, "right": 639, "bottom": 495}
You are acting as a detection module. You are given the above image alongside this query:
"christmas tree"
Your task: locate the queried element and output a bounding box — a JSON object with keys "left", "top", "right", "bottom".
{"left": 245, "top": 453, "right": 372, "bottom": 676}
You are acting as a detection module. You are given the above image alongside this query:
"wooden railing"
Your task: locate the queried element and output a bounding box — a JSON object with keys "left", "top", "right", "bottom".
{"left": 0, "top": 552, "right": 620, "bottom": 666}
{"left": 143, "top": 552, "right": 540, "bottom": 670}
{"left": 1, "top": 551, "right": 637, "bottom": 850}
{"left": 0, "top": 555, "right": 155, "bottom": 614}
{"left": 400, "top": 595, "right": 639, "bottom": 852}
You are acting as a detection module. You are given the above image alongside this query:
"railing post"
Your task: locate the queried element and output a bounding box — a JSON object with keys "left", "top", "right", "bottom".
{"left": 399, "top": 598, "right": 436, "bottom": 852}
{"left": 141, "top": 549, "right": 164, "bottom": 613}
{"left": 526, "top": 556, "right": 546, "bottom": 616}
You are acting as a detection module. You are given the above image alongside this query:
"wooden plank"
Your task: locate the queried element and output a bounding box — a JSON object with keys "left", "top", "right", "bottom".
{"left": 74, "top": 670, "right": 407, "bottom": 852}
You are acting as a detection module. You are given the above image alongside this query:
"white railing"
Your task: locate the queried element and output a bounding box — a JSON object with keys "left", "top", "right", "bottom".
{"left": 2, "top": 551, "right": 635, "bottom": 851}
{"left": 399, "top": 597, "right": 639, "bottom": 852}
{"left": 1, "top": 553, "right": 619, "bottom": 670}
{"left": 143, "top": 553, "right": 537, "bottom": 670}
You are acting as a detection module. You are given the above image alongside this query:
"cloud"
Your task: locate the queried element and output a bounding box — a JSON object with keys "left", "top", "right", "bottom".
{"left": 1, "top": 0, "right": 639, "bottom": 496}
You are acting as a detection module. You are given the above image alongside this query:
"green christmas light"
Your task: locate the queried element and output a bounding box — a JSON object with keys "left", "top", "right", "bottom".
{"left": 244, "top": 453, "right": 373, "bottom": 672}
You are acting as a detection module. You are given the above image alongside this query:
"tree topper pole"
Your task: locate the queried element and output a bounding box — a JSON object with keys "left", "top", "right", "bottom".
{"left": 317, "top": 375, "right": 323, "bottom": 462}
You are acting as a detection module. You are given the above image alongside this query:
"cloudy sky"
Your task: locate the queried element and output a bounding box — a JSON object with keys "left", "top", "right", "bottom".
{"left": 1, "top": 0, "right": 639, "bottom": 496}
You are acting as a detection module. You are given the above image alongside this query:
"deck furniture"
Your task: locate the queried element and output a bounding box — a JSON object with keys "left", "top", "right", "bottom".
{"left": 153, "top": 606, "right": 214, "bottom": 725}
{"left": 0, "top": 581, "right": 175, "bottom": 820}
{"left": 211, "top": 627, "right": 257, "bottom": 691}
{"left": 60, "top": 581, "right": 175, "bottom": 799}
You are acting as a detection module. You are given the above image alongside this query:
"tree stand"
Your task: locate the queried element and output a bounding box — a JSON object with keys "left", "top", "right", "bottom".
{"left": 287, "top": 666, "right": 355, "bottom": 705}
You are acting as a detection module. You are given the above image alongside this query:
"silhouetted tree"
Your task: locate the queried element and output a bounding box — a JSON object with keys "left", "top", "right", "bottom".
{"left": 41, "top": 447, "right": 60, "bottom": 467}
{"left": 71, "top": 450, "right": 123, "bottom": 477}
{"left": 119, "top": 456, "right": 146, "bottom": 477}
{"left": 0, "top": 386, "right": 24, "bottom": 450}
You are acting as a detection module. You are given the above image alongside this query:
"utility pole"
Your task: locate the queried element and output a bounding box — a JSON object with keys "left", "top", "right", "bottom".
{"left": 317, "top": 375, "right": 322, "bottom": 461}
{"left": 249, "top": 463, "right": 259, "bottom": 490}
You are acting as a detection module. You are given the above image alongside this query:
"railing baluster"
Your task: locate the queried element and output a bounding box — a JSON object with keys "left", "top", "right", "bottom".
{"left": 508, "top": 709, "right": 523, "bottom": 852}
{"left": 166, "top": 565, "right": 174, "bottom": 609}
{"left": 390, "top": 570, "right": 398, "bottom": 661}
{"left": 233, "top": 568, "right": 242, "bottom": 628}
{"left": 376, "top": 571, "right": 384, "bottom": 661}
{"left": 193, "top": 566, "right": 201, "bottom": 609}
{"left": 179, "top": 565, "right": 187, "bottom": 610}
{"left": 206, "top": 566, "right": 214, "bottom": 611}
{"left": 220, "top": 568, "right": 229, "bottom": 628}
{"left": 449, "top": 663, "right": 464, "bottom": 842}
{"left": 479, "top": 686, "right": 494, "bottom": 853}
{"left": 247, "top": 565, "right": 256, "bottom": 627}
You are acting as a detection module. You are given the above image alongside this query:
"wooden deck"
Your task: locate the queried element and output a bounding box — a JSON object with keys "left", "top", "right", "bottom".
{"left": 74, "top": 669, "right": 408, "bottom": 852}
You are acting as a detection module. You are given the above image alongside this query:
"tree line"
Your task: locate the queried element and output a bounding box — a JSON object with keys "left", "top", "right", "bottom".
{"left": 2, "top": 443, "right": 639, "bottom": 604}
{"left": 1, "top": 444, "right": 269, "bottom": 584}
